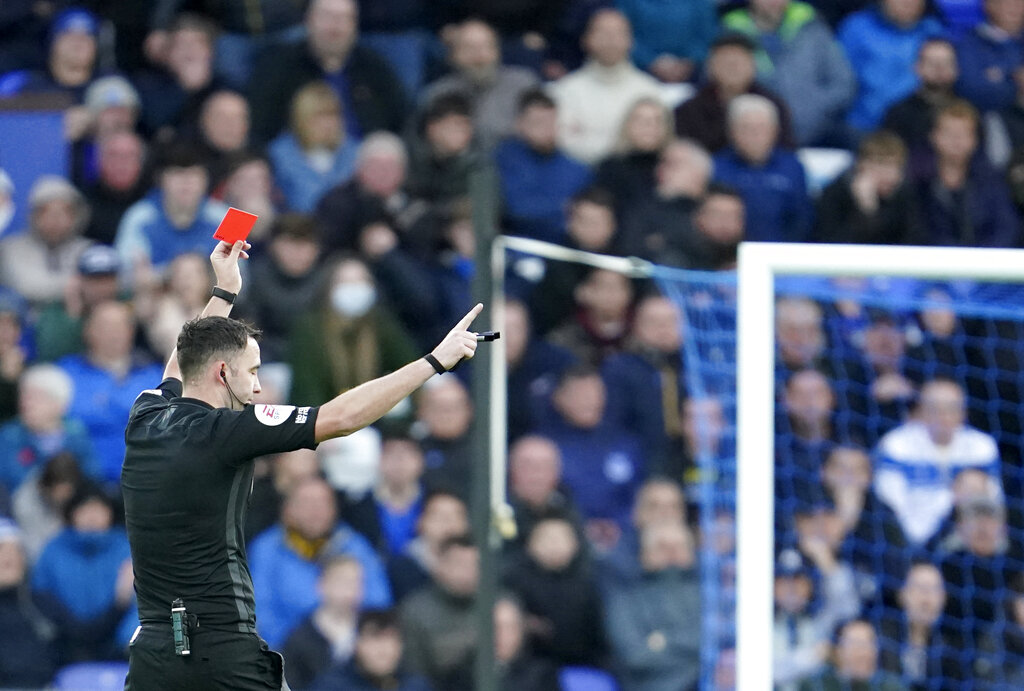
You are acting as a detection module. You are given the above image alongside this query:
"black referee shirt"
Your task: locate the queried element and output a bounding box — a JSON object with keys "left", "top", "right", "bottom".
{"left": 121, "top": 378, "right": 320, "bottom": 632}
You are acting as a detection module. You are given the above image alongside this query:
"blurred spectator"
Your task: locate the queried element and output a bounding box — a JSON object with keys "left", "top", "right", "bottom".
{"left": 269, "top": 81, "right": 359, "bottom": 213}
{"left": 400, "top": 534, "right": 478, "bottom": 690}
{"left": 388, "top": 489, "right": 469, "bottom": 601}
{"left": 414, "top": 375, "right": 473, "bottom": 496}
{"left": 12, "top": 452, "right": 84, "bottom": 564}
{"left": 938, "top": 494, "right": 1014, "bottom": 670}
{"left": 249, "top": 477, "right": 392, "bottom": 648}
{"left": 234, "top": 215, "right": 325, "bottom": 362}
{"left": 878, "top": 561, "right": 955, "bottom": 687}
{"left": 405, "top": 92, "right": 483, "bottom": 203}
{"left": 617, "top": 0, "right": 715, "bottom": 82}
{"left": 776, "top": 296, "right": 829, "bottom": 372}
{"left": 422, "top": 19, "right": 539, "bottom": 151}
{"left": 494, "top": 595, "right": 561, "bottom": 691}
{"left": 69, "top": 76, "right": 142, "bottom": 188}
{"left": 721, "top": 0, "right": 857, "bottom": 146}
{"left": 603, "top": 521, "right": 701, "bottom": 691}
{"left": 502, "top": 511, "right": 606, "bottom": 667}
{"left": 595, "top": 97, "right": 673, "bottom": 217}
{"left": 712, "top": 95, "right": 813, "bottom": 243}
{"left": 773, "top": 544, "right": 859, "bottom": 689}
{"left": 0, "top": 175, "right": 91, "bottom": 308}
{"left": 956, "top": 0, "right": 1024, "bottom": 113}
{"left": 214, "top": 151, "right": 279, "bottom": 241}
{"left": 688, "top": 184, "right": 746, "bottom": 270}
{"left": 32, "top": 484, "right": 133, "bottom": 663}
{"left": 548, "top": 9, "right": 662, "bottom": 164}
{"left": 114, "top": 142, "right": 229, "bottom": 279}
{"left": 839, "top": 0, "right": 944, "bottom": 134}
{"left": 0, "top": 365, "right": 98, "bottom": 496}
{"left": 84, "top": 131, "right": 148, "bottom": 245}
{"left": 0, "top": 519, "right": 58, "bottom": 688}
{"left": 881, "top": 38, "right": 959, "bottom": 152}
{"left": 504, "top": 300, "right": 578, "bottom": 441}
{"left": 357, "top": 0, "right": 429, "bottom": 95}
{"left": 984, "top": 572, "right": 1024, "bottom": 686}
{"left": 821, "top": 446, "right": 908, "bottom": 608}
{"left": 0, "top": 8, "right": 101, "bottom": 101}
{"left": 904, "top": 287, "right": 972, "bottom": 386}
{"left": 913, "top": 99, "right": 1020, "bottom": 246}
{"left": 875, "top": 377, "right": 1001, "bottom": 546}
{"left": 0, "top": 290, "right": 27, "bottom": 422}
{"left": 56, "top": 301, "right": 162, "bottom": 483}
{"left": 528, "top": 189, "right": 621, "bottom": 336}
{"left": 674, "top": 34, "right": 797, "bottom": 154}
{"left": 311, "top": 608, "right": 432, "bottom": 691}
{"left": 547, "top": 268, "right": 635, "bottom": 367}
{"left": 245, "top": 449, "right": 321, "bottom": 544}
{"left": 620, "top": 139, "right": 713, "bottom": 262}
{"left": 602, "top": 294, "right": 685, "bottom": 467}
{"left": 315, "top": 132, "right": 426, "bottom": 255}
{"left": 815, "top": 131, "right": 922, "bottom": 244}
{"left": 283, "top": 555, "right": 364, "bottom": 690}
{"left": 602, "top": 477, "right": 687, "bottom": 586}
{"left": 860, "top": 315, "right": 917, "bottom": 430}
{"left": 193, "top": 89, "right": 251, "bottom": 187}
{"left": 288, "top": 256, "right": 418, "bottom": 405}
{"left": 343, "top": 433, "right": 426, "bottom": 557}
{"left": 134, "top": 13, "right": 225, "bottom": 140}
{"left": 0, "top": 170, "right": 13, "bottom": 238}
{"left": 798, "top": 620, "right": 905, "bottom": 690}
{"left": 33, "top": 244, "right": 122, "bottom": 362}
{"left": 249, "top": 0, "right": 407, "bottom": 144}
{"left": 536, "top": 365, "right": 646, "bottom": 541}
{"left": 676, "top": 396, "right": 730, "bottom": 488}
{"left": 494, "top": 89, "right": 592, "bottom": 243}
{"left": 136, "top": 251, "right": 214, "bottom": 360}
{"left": 507, "top": 435, "right": 585, "bottom": 550}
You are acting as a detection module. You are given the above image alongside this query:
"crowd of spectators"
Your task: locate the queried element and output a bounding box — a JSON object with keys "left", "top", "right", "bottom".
{"left": 2, "top": 0, "right": 1024, "bottom": 688}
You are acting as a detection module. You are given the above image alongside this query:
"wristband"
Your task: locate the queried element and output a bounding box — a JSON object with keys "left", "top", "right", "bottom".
{"left": 211, "top": 287, "right": 237, "bottom": 304}
{"left": 423, "top": 353, "right": 447, "bottom": 375}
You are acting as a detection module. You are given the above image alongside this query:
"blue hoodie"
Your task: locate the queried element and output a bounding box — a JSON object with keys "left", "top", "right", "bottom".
{"left": 956, "top": 23, "right": 1024, "bottom": 113}
{"left": 617, "top": 0, "right": 717, "bottom": 69}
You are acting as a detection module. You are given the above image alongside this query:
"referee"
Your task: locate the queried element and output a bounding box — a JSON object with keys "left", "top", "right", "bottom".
{"left": 121, "top": 240, "right": 481, "bottom": 690}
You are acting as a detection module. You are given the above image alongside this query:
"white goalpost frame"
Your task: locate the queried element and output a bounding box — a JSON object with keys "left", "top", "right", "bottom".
{"left": 736, "top": 242, "right": 1024, "bottom": 691}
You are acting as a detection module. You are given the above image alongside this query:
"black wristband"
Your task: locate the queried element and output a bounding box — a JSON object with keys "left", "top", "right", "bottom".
{"left": 423, "top": 353, "right": 447, "bottom": 375}
{"left": 211, "top": 286, "right": 237, "bottom": 304}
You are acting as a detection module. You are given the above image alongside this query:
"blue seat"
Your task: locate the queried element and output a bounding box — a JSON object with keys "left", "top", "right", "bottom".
{"left": 52, "top": 661, "right": 129, "bottom": 691}
{"left": 559, "top": 666, "right": 620, "bottom": 691}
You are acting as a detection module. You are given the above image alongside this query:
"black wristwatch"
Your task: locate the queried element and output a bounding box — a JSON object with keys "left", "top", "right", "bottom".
{"left": 211, "top": 286, "right": 237, "bottom": 304}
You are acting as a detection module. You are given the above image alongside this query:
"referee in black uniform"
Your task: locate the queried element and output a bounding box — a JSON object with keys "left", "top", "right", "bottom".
{"left": 121, "top": 240, "right": 482, "bottom": 690}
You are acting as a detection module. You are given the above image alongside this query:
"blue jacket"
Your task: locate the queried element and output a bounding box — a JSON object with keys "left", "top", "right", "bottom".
{"left": 617, "top": 0, "right": 717, "bottom": 69}
{"left": 249, "top": 523, "right": 392, "bottom": 648}
{"left": 712, "top": 147, "right": 812, "bottom": 242}
{"left": 57, "top": 355, "right": 163, "bottom": 484}
{"left": 838, "top": 7, "right": 944, "bottom": 130}
{"left": 0, "top": 419, "right": 99, "bottom": 494}
{"left": 310, "top": 661, "right": 433, "bottom": 691}
{"left": 114, "top": 190, "right": 229, "bottom": 272}
{"left": 956, "top": 24, "right": 1024, "bottom": 112}
{"left": 268, "top": 132, "right": 360, "bottom": 213}
{"left": 536, "top": 416, "right": 646, "bottom": 529}
{"left": 494, "top": 137, "right": 592, "bottom": 244}
{"left": 31, "top": 528, "right": 131, "bottom": 621}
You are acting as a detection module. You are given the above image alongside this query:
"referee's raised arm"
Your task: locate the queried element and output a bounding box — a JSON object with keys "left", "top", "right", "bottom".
{"left": 161, "top": 240, "right": 250, "bottom": 382}
{"left": 313, "top": 302, "right": 483, "bottom": 443}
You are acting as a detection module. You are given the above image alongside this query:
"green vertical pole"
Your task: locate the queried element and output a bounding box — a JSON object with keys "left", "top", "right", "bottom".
{"left": 469, "top": 162, "right": 499, "bottom": 691}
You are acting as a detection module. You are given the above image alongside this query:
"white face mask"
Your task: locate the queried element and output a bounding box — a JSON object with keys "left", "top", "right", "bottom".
{"left": 330, "top": 282, "right": 376, "bottom": 318}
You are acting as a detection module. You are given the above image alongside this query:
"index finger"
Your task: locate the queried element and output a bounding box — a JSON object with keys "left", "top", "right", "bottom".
{"left": 456, "top": 303, "right": 484, "bottom": 331}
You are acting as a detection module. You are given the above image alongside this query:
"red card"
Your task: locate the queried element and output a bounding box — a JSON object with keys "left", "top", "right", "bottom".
{"left": 212, "top": 207, "right": 258, "bottom": 243}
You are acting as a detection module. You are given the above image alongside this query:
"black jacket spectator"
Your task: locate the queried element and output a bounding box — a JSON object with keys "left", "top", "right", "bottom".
{"left": 814, "top": 170, "right": 922, "bottom": 245}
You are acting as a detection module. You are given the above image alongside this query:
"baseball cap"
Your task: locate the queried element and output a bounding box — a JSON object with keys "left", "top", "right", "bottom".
{"left": 775, "top": 548, "right": 811, "bottom": 578}
{"left": 77, "top": 244, "right": 121, "bottom": 276}
{"left": 85, "top": 76, "right": 141, "bottom": 113}
{"left": 0, "top": 518, "right": 23, "bottom": 546}
{"left": 50, "top": 8, "right": 100, "bottom": 41}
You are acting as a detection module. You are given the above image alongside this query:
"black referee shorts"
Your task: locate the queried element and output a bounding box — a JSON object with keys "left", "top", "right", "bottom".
{"left": 124, "top": 625, "right": 287, "bottom": 691}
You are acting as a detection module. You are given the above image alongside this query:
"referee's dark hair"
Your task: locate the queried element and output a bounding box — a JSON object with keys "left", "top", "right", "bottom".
{"left": 176, "top": 316, "right": 261, "bottom": 384}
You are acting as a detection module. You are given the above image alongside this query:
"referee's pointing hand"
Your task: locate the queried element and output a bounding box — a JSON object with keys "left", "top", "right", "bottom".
{"left": 432, "top": 303, "right": 483, "bottom": 370}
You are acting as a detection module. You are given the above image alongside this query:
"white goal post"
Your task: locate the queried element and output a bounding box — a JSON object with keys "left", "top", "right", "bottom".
{"left": 735, "top": 242, "right": 1024, "bottom": 691}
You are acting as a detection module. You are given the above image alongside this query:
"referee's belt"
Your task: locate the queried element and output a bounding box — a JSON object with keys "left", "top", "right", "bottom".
{"left": 139, "top": 619, "right": 259, "bottom": 636}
